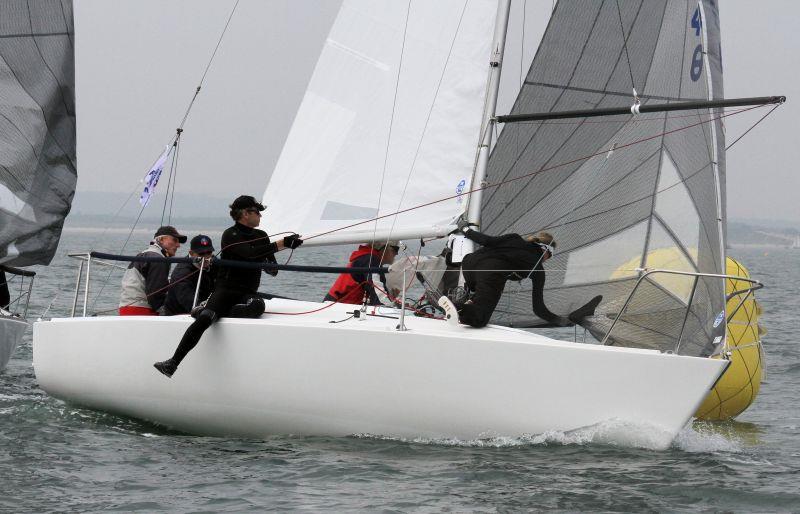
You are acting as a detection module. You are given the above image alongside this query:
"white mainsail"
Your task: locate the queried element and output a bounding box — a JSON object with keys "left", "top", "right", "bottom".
{"left": 262, "top": 0, "right": 497, "bottom": 245}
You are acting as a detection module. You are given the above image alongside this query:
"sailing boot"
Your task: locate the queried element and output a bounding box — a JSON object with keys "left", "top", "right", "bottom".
{"left": 153, "top": 358, "right": 178, "bottom": 378}
{"left": 437, "top": 296, "right": 461, "bottom": 327}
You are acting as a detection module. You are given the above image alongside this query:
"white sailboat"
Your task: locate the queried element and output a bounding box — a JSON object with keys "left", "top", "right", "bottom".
{"left": 34, "top": 0, "right": 778, "bottom": 448}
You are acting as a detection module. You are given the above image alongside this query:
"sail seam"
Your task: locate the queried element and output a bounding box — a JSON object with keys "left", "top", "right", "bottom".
{"left": 538, "top": 147, "right": 660, "bottom": 233}
{"left": 0, "top": 31, "right": 70, "bottom": 39}
{"left": 25, "top": 0, "right": 77, "bottom": 140}
{"left": 520, "top": 81, "right": 702, "bottom": 102}
{"left": 640, "top": 0, "right": 676, "bottom": 267}
{"left": 483, "top": 0, "right": 649, "bottom": 217}
{"left": 57, "top": 0, "right": 73, "bottom": 47}
{"left": 482, "top": 1, "right": 607, "bottom": 210}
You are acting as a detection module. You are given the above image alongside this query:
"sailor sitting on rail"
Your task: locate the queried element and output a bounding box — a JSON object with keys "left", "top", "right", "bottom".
{"left": 324, "top": 241, "right": 399, "bottom": 305}
{"left": 439, "top": 221, "right": 601, "bottom": 328}
{"left": 153, "top": 195, "right": 303, "bottom": 378}
{"left": 162, "top": 234, "right": 216, "bottom": 316}
{"left": 118, "top": 225, "right": 187, "bottom": 316}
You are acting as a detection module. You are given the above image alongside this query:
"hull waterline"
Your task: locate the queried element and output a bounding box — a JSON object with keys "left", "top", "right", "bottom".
{"left": 33, "top": 299, "right": 726, "bottom": 449}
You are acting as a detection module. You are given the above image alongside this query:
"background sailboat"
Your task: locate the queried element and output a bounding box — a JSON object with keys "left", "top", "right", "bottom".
{"left": 0, "top": 0, "right": 76, "bottom": 371}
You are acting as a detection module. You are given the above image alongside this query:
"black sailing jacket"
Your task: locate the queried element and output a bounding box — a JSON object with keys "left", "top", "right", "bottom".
{"left": 463, "top": 230, "right": 558, "bottom": 322}
{"left": 214, "top": 222, "right": 278, "bottom": 293}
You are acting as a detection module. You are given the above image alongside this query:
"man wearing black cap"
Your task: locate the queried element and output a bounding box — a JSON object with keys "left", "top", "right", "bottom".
{"left": 154, "top": 195, "right": 303, "bottom": 377}
{"left": 119, "top": 225, "right": 187, "bottom": 316}
{"left": 162, "top": 234, "right": 216, "bottom": 316}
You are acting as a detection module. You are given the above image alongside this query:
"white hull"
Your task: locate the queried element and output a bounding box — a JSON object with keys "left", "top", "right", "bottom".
{"left": 33, "top": 298, "right": 726, "bottom": 449}
{"left": 0, "top": 315, "right": 27, "bottom": 371}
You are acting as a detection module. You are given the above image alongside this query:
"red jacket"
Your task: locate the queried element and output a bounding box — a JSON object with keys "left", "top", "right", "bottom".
{"left": 325, "top": 246, "right": 383, "bottom": 305}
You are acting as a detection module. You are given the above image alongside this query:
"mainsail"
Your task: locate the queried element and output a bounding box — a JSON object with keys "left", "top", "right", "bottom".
{"left": 0, "top": 0, "right": 76, "bottom": 266}
{"left": 262, "top": 0, "right": 497, "bottom": 245}
{"left": 483, "top": 0, "right": 727, "bottom": 357}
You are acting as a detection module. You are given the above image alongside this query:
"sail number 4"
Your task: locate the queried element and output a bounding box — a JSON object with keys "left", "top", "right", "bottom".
{"left": 689, "top": 7, "right": 703, "bottom": 82}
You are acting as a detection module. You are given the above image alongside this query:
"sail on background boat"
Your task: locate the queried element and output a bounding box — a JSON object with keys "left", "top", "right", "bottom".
{"left": 484, "top": 0, "right": 727, "bottom": 358}
{"left": 0, "top": 0, "right": 76, "bottom": 267}
{"left": 262, "top": 0, "right": 497, "bottom": 244}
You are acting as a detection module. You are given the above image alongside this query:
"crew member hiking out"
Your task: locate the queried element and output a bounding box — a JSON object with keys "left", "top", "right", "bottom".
{"left": 162, "top": 234, "right": 216, "bottom": 316}
{"left": 119, "top": 225, "right": 186, "bottom": 315}
{"left": 153, "top": 195, "right": 303, "bottom": 378}
{"left": 438, "top": 222, "right": 601, "bottom": 328}
{"left": 324, "top": 241, "right": 399, "bottom": 305}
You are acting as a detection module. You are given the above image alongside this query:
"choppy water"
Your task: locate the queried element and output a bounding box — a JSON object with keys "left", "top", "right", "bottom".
{"left": 2, "top": 229, "right": 799, "bottom": 512}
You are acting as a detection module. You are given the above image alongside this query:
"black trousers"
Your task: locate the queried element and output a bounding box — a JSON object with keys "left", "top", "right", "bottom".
{"left": 459, "top": 255, "right": 509, "bottom": 328}
{"left": 171, "top": 287, "right": 265, "bottom": 365}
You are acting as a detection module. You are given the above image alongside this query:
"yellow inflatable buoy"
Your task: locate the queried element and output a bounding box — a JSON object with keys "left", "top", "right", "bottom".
{"left": 694, "top": 258, "right": 765, "bottom": 421}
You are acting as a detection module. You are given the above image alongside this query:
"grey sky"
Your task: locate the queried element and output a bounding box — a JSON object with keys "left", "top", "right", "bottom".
{"left": 75, "top": 0, "right": 799, "bottom": 223}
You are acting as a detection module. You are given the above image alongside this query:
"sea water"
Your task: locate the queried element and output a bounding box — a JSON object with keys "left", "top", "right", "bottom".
{"left": 1, "top": 228, "right": 798, "bottom": 511}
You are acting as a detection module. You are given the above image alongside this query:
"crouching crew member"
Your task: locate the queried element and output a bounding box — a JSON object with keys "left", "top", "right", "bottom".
{"left": 153, "top": 195, "right": 303, "bottom": 378}
{"left": 119, "top": 225, "right": 186, "bottom": 315}
{"left": 162, "top": 234, "right": 216, "bottom": 316}
{"left": 324, "top": 241, "right": 399, "bottom": 305}
{"left": 444, "top": 224, "right": 602, "bottom": 328}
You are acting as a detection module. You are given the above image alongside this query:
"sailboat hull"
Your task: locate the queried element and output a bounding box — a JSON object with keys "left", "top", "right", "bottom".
{"left": 33, "top": 299, "right": 725, "bottom": 449}
{"left": 0, "top": 315, "right": 26, "bottom": 371}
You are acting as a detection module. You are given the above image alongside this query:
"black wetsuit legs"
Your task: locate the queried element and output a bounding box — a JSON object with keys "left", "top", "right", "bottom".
{"left": 459, "top": 266, "right": 508, "bottom": 328}
{"left": 171, "top": 288, "right": 265, "bottom": 365}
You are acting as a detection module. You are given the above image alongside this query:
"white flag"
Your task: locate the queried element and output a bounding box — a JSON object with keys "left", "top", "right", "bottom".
{"left": 139, "top": 145, "right": 172, "bottom": 207}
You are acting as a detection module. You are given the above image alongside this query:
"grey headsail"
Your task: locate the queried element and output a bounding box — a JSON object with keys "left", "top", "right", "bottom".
{"left": 482, "top": 0, "right": 727, "bottom": 357}
{"left": 0, "top": 0, "right": 76, "bottom": 266}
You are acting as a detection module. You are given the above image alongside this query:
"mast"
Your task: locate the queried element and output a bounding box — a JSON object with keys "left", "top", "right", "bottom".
{"left": 465, "top": 0, "right": 512, "bottom": 228}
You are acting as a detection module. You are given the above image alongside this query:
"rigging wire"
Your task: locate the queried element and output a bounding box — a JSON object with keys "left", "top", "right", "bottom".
{"left": 169, "top": 135, "right": 182, "bottom": 224}
{"left": 614, "top": 0, "right": 637, "bottom": 97}
{"left": 176, "top": 0, "right": 241, "bottom": 132}
{"left": 541, "top": 104, "right": 783, "bottom": 233}
{"left": 86, "top": 0, "right": 241, "bottom": 312}
{"left": 303, "top": 102, "right": 776, "bottom": 243}
{"left": 378, "top": 0, "right": 471, "bottom": 265}
{"left": 160, "top": 142, "right": 178, "bottom": 226}
{"left": 369, "top": 0, "right": 412, "bottom": 272}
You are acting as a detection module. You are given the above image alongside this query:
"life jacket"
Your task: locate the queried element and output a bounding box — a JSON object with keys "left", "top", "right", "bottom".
{"left": 326, "top": 246, "right": 382, "bottom": 304}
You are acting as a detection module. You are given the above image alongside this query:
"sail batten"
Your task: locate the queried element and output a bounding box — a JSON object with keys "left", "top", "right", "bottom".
{"left": 483, "top": 0, "right": 729, "bottom": 357}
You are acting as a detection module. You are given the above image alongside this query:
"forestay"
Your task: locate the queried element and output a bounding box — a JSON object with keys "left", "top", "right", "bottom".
{"left": 262, "top": 0, "right": 496, "bottom": 245}
{"left": 483, "top": 0, "right": 727, "bottom": 357}
{"left": 0, "top": 0, "right": 76, "bottom": 266}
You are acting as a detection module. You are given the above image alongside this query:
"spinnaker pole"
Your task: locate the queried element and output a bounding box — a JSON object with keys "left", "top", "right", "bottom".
{"left": 465, "top": 0, "right": 512, "bottom": 228}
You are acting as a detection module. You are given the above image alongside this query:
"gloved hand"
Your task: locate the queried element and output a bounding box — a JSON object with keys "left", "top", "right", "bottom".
{"left": 283, "top": 234, "right": 304, "bottom": 249}
{"left": 456, "top": 218, "right": 478, "bottom": 234}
